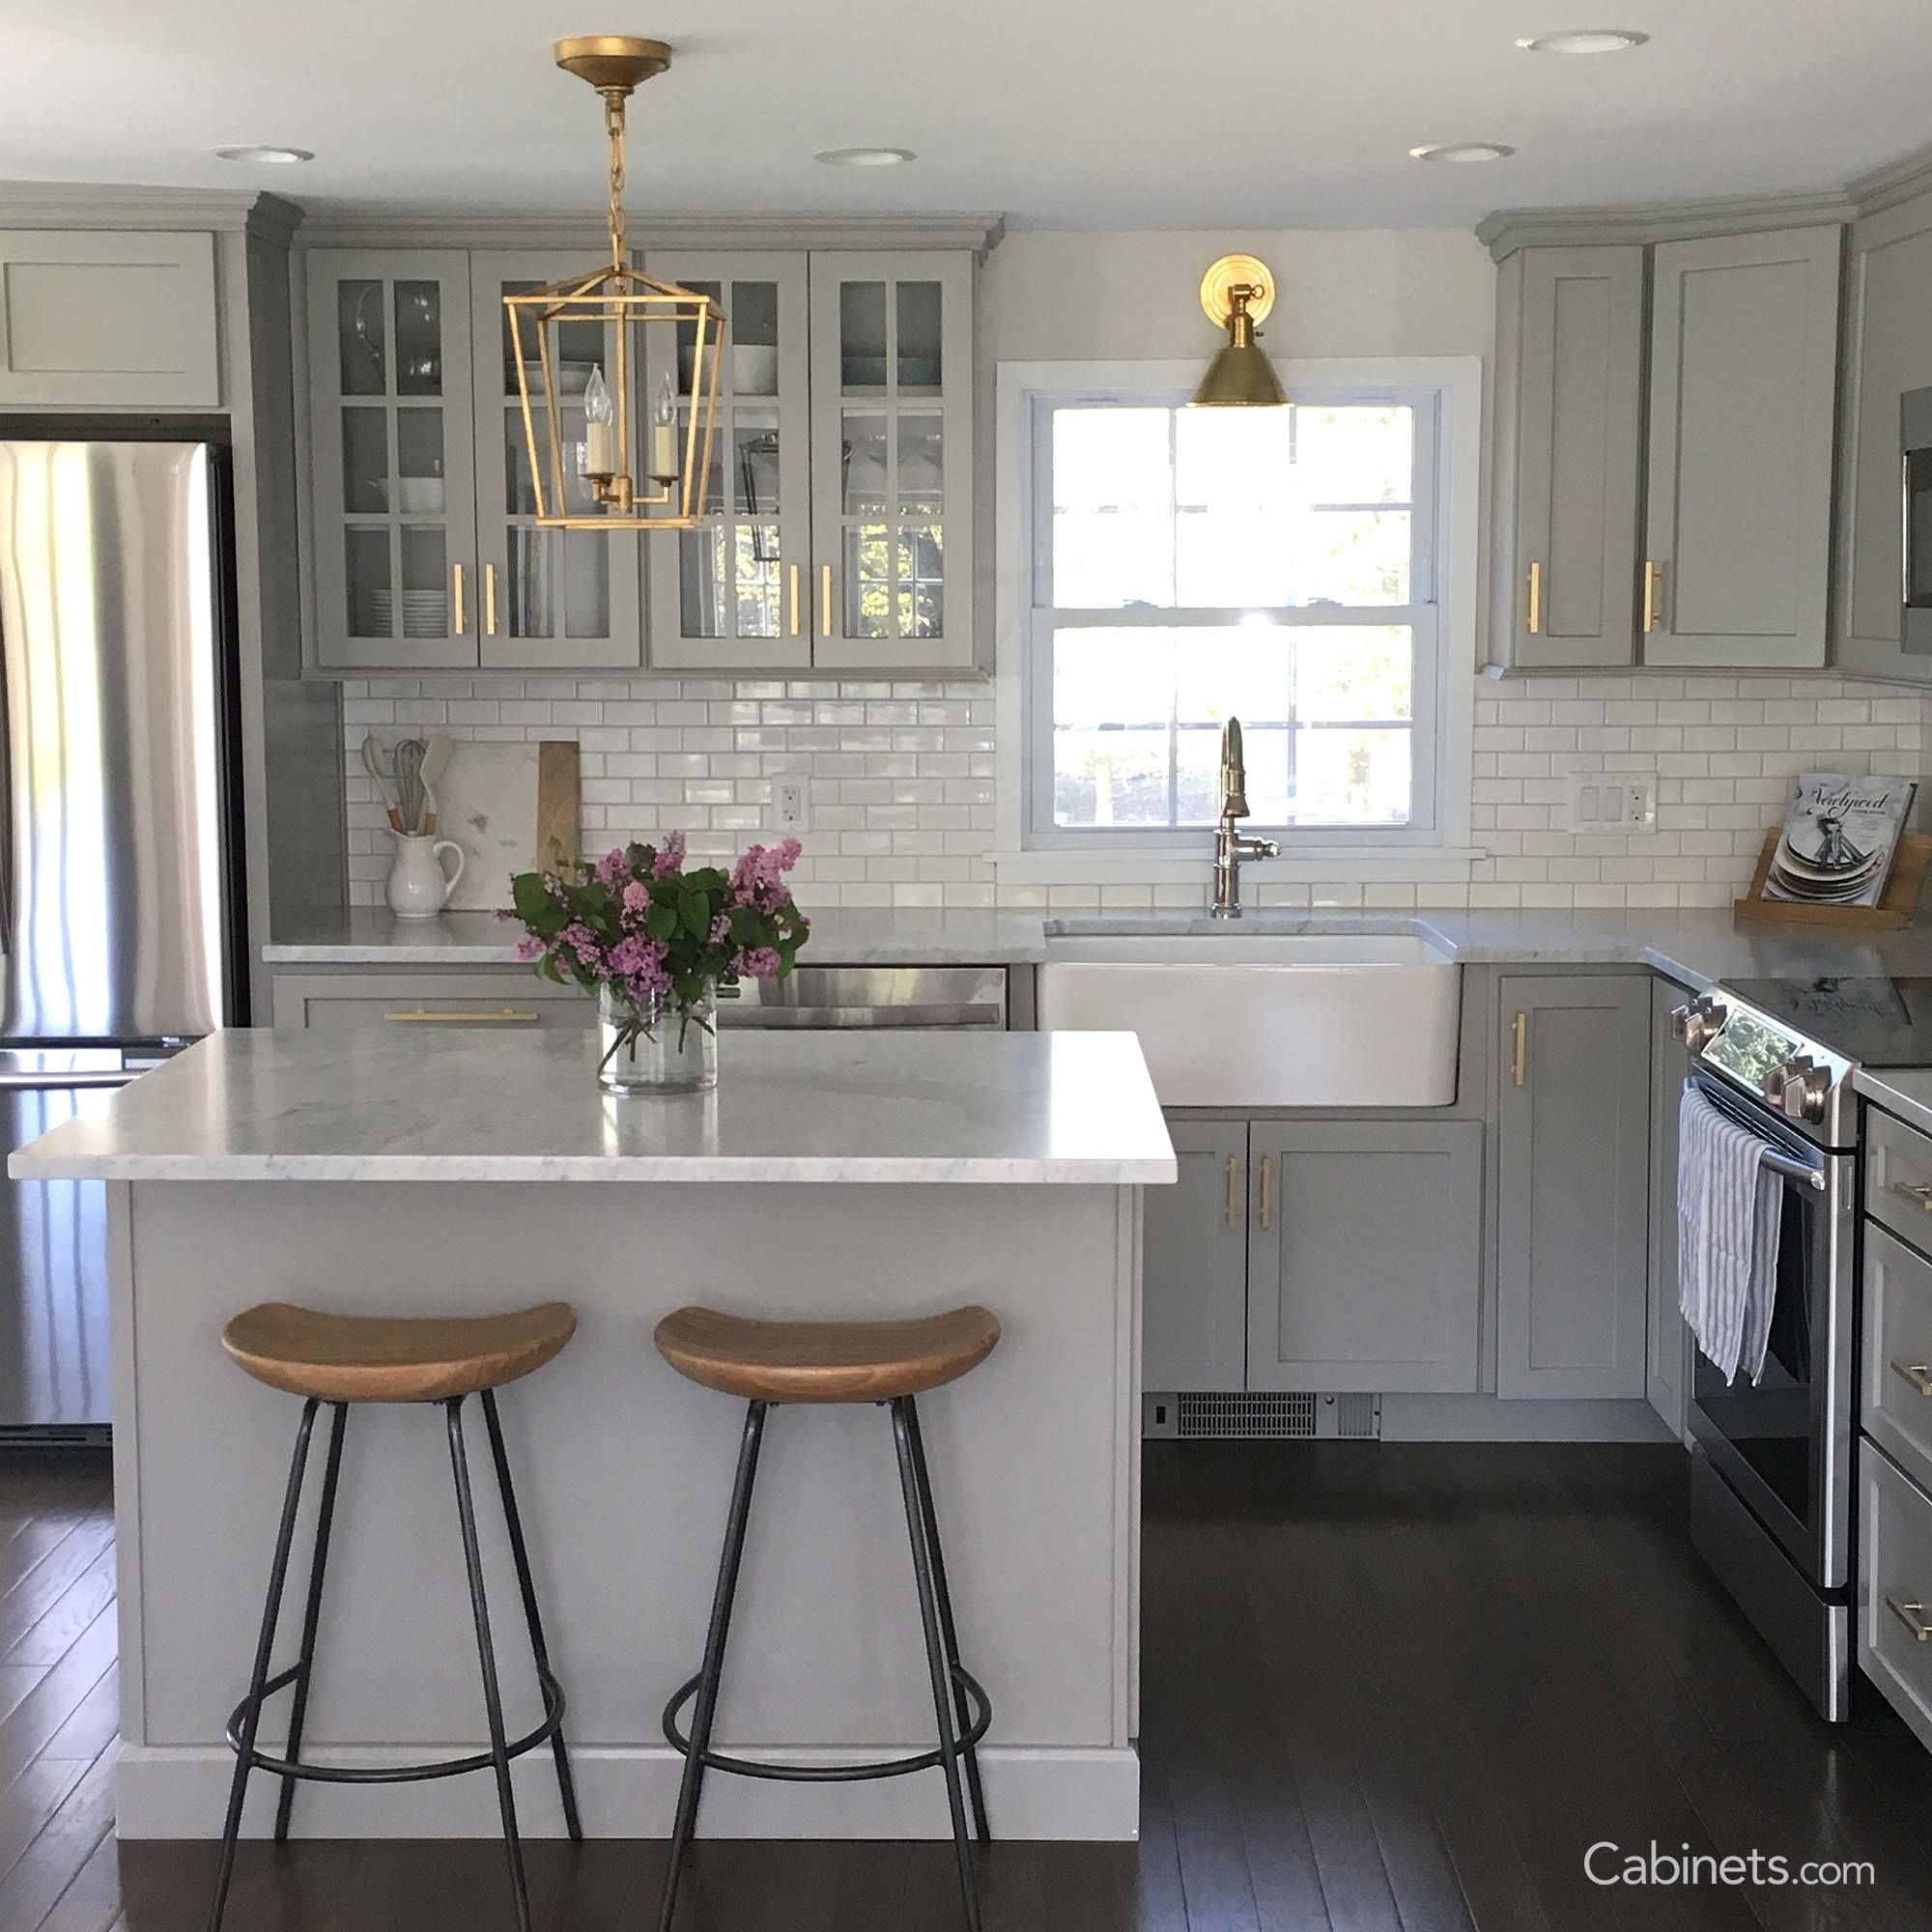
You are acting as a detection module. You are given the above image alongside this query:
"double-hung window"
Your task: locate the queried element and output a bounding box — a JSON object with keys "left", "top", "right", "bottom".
{"left": 1023, "top": 380, "right": 1447, "bottom": 850}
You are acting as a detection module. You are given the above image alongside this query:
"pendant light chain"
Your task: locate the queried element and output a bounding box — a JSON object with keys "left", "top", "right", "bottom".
{"left": 605, "top": 92, "right": 628, "bottom": 270}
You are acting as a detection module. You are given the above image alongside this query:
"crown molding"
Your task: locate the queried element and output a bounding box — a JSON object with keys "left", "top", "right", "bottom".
{"left": 1846, "top": 139, "right": 1932, "bottom": 220}
{"left": 0, "top": 182, "right": 304, "bottom": 243}
{"left": 1477, "top": 187, "right": 1857, "bottom": 260}
{"left": 295, "top": 208, "right": 1007, "bottom": 256}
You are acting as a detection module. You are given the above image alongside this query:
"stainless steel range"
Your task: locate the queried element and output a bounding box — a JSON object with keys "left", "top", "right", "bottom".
{"left": 1674, "top": 981, "right": 1861, "bottom": 1719}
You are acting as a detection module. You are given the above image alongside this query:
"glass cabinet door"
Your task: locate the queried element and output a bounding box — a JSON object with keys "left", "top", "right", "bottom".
{"left": 306, "top": 252, "right": 478, "bottom": 669}
{"left": 808, "top": 251, "right": 974, "bottom": 669}
{"left": 642, "top": 251, "right": 812, "bottom": 669}
{"left": 470, "top": 253, "right": 642, "bottom": 670}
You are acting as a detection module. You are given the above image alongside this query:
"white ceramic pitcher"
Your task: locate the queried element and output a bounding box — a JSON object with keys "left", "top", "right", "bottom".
{"left": 385, "top": 832, "right": 466, "bottom": 919}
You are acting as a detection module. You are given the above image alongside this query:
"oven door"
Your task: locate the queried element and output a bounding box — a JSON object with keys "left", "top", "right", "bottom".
{"left": 1685, "top": 1072, "right": 1857, "bottom": 1591}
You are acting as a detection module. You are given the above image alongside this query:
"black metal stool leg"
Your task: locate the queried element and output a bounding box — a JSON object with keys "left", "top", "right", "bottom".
{"left": 891, "top": 1398, "right": 982, "bottom": 1932}
{"left": 446, "top": 1396, "right": 532, "bottom": 1932}
{"left": 480, "top": 1387, "right": 583, "bottom": 1843}
{"left": 273, "top": 1401, "right": 347, "bottom": 1844}
{"left": 208, "top": 1397, "right": 321, "bottom": 1932}
{"left": 659, "top": 1399, "right": 767, "bottom": 1932}
{"left": 902, "top": 1397, "right": 989, "bottom": 1847}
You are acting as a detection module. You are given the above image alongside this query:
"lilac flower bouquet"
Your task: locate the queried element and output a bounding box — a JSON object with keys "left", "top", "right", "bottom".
{"left": 508, "top": 831, "right": 809, "bottom": 1094}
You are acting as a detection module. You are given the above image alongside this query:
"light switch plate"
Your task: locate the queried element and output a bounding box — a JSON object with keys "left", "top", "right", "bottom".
{"left": 1565, "top": 773, "right": 1656, "bottom": 836}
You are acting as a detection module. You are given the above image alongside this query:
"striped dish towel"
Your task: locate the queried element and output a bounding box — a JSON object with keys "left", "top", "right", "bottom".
{"left": 1677, "top": 1082, "right": 1782, "bottom": 1385}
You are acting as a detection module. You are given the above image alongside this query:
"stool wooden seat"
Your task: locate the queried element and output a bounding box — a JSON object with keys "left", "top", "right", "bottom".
{"left": 221, "top": 1301, "right": 578, "bottom": 1405}
{"left": 653, "top": 1303, "right": 1000, "bottom": 1405}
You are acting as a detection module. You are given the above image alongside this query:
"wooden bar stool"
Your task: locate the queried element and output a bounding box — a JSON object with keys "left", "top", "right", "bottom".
{"left": 208, "top": 1301, "right": 582, "bottom": 1932}
{"left": 653, "top": 1303, "right": 1002, "bottom": 1932}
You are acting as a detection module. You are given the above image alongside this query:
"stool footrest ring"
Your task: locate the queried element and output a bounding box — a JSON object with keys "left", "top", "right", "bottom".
{"left": 224, "top": 1662, "right": 568, "bottom": 1786}
{"left": 662, "top": 1664, "right": 991, "bottom": 1784}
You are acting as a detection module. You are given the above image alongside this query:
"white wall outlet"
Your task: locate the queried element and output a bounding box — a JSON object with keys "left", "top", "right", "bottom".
{"left": 1565, "top": 774, "right": 1656, "bottom": 835}
{"left": 775, "top": 780, "right": 809, "bottom": 833}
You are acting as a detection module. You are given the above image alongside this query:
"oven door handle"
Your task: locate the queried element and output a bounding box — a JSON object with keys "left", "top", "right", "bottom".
{"left": 1763, "top": 1148, "right": 1827, "bottom": 1191}
{"left": 1684, "top": 1075, "right": 1826, "bottom": 1189}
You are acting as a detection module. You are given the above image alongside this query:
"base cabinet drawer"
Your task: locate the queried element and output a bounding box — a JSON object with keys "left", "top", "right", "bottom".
{"left": 1860, "top": 1440, "right": 1932, "bottom": 1748}
{"left": 1864, "top": 1224, "right": 1932, "bottom": 1494}
{"left": 270, "top": 972, "right": 592, "bottom": 1032}
{"left": 1864, "top": 1105, "right": 1932, "bottom": 1252}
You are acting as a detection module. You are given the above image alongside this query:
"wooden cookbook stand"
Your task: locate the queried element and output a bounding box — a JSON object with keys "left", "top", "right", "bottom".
{"left": 1733, "top": 830, "right": 1932, "bottom": 930}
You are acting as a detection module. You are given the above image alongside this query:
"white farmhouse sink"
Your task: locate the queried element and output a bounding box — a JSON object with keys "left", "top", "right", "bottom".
{"left": 1037, "top": 932, "right": 1461, "bottom": 1108}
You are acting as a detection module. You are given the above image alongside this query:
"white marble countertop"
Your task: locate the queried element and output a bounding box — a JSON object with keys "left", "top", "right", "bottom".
{"left": 8, "top": 1026, "right": 1177, "bottom": 1185}
{"left": 1855, "top": 1065, "right": 1932, "bottom": 1138}
{"left": 265, "top": 905, "right": 1932, "bottom": 991}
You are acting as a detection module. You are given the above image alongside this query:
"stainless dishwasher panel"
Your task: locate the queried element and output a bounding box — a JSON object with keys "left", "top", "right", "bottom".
{"left": 715, "top": 966, "right": 1008, "bottom": 1029}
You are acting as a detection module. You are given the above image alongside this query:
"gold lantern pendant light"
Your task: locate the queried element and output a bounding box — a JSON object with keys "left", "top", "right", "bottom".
{"left": 1190, "top": 254, "right": 1287, "bottom": 408}
{"left": 504, "top": 35, "right": 724, "bottom": 527}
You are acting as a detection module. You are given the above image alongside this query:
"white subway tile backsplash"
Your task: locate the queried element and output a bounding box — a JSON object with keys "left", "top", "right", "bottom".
{"left": 337, "top": 670, "right": 1932, "bottom": 908}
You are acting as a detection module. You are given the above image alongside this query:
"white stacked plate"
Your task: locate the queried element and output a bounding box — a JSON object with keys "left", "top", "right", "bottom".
{"left": 1768, "top": 837, "right": 1883, "bottom": 903}
{"left": 371, "top": 589, "right": 450, "bottom": 639}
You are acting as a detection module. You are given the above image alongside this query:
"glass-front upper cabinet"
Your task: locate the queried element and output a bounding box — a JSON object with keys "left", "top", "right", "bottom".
{"left": 642, "top": 251, "right": 812, "bottom": 669}
{"left": 306, "top": 252, "right": 479, "bottom": 670}
{"left": 808, "top": 252, "right": 974, "bottom": 669}
{"left": 470, "top": 253, "right": 642, "bottom": 670}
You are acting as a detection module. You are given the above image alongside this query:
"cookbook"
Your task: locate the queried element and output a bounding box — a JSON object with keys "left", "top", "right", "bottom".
{"left": 1763, "top": 772, "right": 1918, "bottom": 907}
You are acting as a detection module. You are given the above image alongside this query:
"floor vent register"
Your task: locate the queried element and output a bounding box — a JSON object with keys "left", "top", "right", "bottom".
{"left": 1143, "top": 1392, "right": 1383, "bottom": 1440}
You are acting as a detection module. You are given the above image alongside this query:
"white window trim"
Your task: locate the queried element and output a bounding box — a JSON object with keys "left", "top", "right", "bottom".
{"left": 990, "top": 356, "right": 1482, "bottom": 887}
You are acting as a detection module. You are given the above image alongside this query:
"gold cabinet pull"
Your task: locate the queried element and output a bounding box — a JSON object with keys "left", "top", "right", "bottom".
{"left": 452, "top": 562, "right": 466, "bottom": 636}
{"left": 1889, "top": 1596, "right": 1932, "bottom": 1642}
{"left": 1258, "top": 1155, "right": 1273, "bottom": 1232}
{"left": 1892, "top": 1360, "right": 1932, "bottom": 1397}
{"left": 1512, "top": 1011, "right": 1528, "bottom": 1087}
{"left": 1224, "top": 1154, "right": 1239, "bottom": 1230}
{"left": 1894, "top": 1182, "right": 1932, "bottom": 1213}
{"left": 1526, "top": 560, "right": 1543, "bottom": 636}
{"left": 821, "top": 562, "right": 834, "bottom": 637}
{"left": 789, "top": 562, "right": 801, "bottom": 637}
{"left": 1642, "top": 559, "right": 1662, "bottom": 635}
{"left": 384, "top": 1008, "right": 540, "bottom": 1024}
{"left": 484, "top": 563, "right": 498, "bottom": 637}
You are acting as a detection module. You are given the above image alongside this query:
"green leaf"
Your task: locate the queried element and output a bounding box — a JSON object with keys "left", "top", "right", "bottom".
{"left": 680, "top": 892, "right": 712, "bottom": 940}
{"left": 510, "top": 871, "right": 554, "bottom": 923}
{"left": 644, "top": 901, "right": 678, "bottom": 942}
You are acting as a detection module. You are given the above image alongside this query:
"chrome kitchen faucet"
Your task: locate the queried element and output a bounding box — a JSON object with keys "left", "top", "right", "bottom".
{"left": 1209, "top": 717, "right": 1281, "bottom": 919}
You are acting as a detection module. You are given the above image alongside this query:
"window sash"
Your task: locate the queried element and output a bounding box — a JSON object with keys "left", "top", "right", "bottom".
{"left": 1027, "top": 606, "right": 1439, "bottom": 849}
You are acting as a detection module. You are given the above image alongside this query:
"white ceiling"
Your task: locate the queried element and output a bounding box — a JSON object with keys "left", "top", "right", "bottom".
{"left": 5, "top": 1, "right": 1932, "bottom": 228}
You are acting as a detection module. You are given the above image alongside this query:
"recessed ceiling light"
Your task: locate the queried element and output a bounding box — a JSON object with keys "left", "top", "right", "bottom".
{"left": 1408, "top": 142, "right": 1517, "bottom": 163}
{"left": 209, "top": 144, "right": 314, "bottom": 165}
{"left": 1515, "top": 27, "right": 1650, "bottom": 53}
{"left": 814, "top": 146, "right": 915, "bottom": 168}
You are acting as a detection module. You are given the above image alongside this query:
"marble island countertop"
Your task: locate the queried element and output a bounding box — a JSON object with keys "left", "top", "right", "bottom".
{"left": 8, "top": 1025, "right": 1176, "bottom": 1185}
{"left": 266, "top": 905, "right": 1932, "bottom": 991}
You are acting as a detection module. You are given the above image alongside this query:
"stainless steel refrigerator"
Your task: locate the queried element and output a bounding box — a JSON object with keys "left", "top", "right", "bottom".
{"left": 0, "top": 440, "right": 244, "bottom": 1436}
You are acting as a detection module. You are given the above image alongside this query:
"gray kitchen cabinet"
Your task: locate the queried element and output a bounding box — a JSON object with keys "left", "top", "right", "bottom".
{"left": 1641, "top": 226, "right": 1841, "bottom": 668}
{"left": 643, "top": 249, "right": 813, "bottom": 669}
{"left": 1490, "top": 244, "right": 1645, "bottom": 668}
{"left": 1495, "top": 975, "right": 1652, "bottom": 1399}
{"left": 270, "top": 969, "right": 591, "bottom": 1031}
{"left": 1246, "top": 1121, "right": 1484, "bottom": 1394}
{"left": 305, "top": 250, "right": 481, "bottom": 670}
{"left": 1141, "top": 1120, "right": 1248, "bottom": 1392}
{"left": 469, "top": 251, "right": 642, "bottom": 670}
{"left": 1835, "top": 185, "right": 1932, "bottom": 682}
{"left": 0, "top": 229, "right": 219, "bottom": 408}
{"left": 1647, "top": 978, "right": 1692, "bottom": 1439}
{"left": 809, "top": 251, "right": 975, "bottom": 670}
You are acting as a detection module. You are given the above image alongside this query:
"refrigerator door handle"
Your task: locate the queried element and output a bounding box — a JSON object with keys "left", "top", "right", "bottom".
{"left": 0, "top": 1070, "right": 140, "bottom": 1092}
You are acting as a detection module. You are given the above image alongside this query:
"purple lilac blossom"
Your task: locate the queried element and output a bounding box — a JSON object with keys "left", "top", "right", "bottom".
{"left": 514, "top": 934, "right": 547, "bottom": 964}
{"left": 622, "top": 879, "right": 652, "bottom": 917}
{"left": 726, "top": 838, "right": 802, "bottom": 909}
{"left": 652, "top": 830, "right": 687, "bottom": 877}
{"left": 596, "top": 847, "right": 627, "bottom": 886}
{"left": 730, "top": 946, "right": 782, "bottom": 980}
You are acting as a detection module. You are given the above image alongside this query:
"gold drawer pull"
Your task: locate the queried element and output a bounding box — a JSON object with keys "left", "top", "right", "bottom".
{"left": 1224, "top": 1155, "right": 1238, "bottom": 1230}
{"left": 1892, "top": 1360, "right": 1932, "bottom": 1398}
{"left": 1511, "top": 1011, "right": 1528, "bottom": 1087}
{"left": 1526, "top": 560, "right": 1542, "bottom": 636}
{"left": 1895, "top": 1183, "right": 1932, "bottom": 1213}
{"left": 384, "top": 1008, "right": 541, "bottom": 1024}
{"left": 1888, "top": 1596, "right": 1932, "bottom": 1642}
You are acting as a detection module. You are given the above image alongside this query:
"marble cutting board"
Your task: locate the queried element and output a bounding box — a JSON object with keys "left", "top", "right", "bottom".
{"left": 435, "top": 740, "right": 580, "bottom": 911}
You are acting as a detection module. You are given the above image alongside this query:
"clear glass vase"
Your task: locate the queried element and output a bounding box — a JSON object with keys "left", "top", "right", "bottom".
{"left": 597, "top": 985, "right": 717, "bottom": 1095}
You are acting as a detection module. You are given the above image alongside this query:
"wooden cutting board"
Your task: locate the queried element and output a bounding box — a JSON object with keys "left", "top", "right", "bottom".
{"left": 435, "top": 741, "right": 580, "bottom": 911}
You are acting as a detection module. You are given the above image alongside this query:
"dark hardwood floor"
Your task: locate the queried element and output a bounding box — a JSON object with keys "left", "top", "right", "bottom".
{"left": 6, "top": 1440, "right": 1932, "bottom": 1928}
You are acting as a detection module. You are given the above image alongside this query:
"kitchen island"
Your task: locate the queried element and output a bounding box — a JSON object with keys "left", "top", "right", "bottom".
{"left": 11, "top": 1026, "right": 1173, "bottom": 1842}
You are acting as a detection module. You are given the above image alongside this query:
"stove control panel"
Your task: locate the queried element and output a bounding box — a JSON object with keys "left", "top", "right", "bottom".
{"left": 1764, "top": 1055, "right": 1833, "bottom": 1124}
